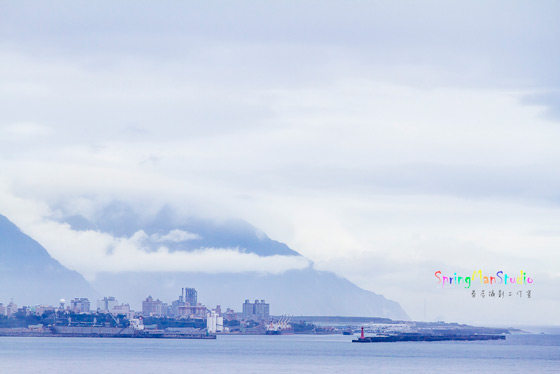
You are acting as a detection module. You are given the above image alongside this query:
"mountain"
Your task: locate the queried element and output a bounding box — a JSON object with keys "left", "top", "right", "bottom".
{"left": 63, "top": 202, "right": 299, "bottom": 256}
{"left": 1, "top": 206, "right": 408, "bottom": 319}
{"left": 0, "top": 214, "right": 96, "bottom": 306}
{"left": 92, "top": 269, "right": 407, "bottom": 318}
{"left": 63, "top": 203, "right": 408, "bottom": 319}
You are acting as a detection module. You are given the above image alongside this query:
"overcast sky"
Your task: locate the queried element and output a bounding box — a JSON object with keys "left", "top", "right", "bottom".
{"left": 1, "top": 1, "right": 559, "bottom": 325}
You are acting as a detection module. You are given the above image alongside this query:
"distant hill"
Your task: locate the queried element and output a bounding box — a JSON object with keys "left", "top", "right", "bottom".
{"left": 1, "top": 207, "right": 409, "bottom": 319}
{"left": 63, "top": 202, "right": 299, "bottom": 256}
{"left": 0, "top": 214, "right": 96, "bottom": 306}
{"left": 92, "top": 269, "right": 408, "bottom": 318}
{"left": 65, "top": 203, "right": 409, "bottom": 319}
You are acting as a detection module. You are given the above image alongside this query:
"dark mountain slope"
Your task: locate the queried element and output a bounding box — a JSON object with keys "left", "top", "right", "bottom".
{"left": 0, "top": 214, "right": 96, "bottom": 305}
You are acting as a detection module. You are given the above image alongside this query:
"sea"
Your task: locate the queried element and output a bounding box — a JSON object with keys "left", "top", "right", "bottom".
{"left": 1, "top": 331, "right": 559, "bottom": 373}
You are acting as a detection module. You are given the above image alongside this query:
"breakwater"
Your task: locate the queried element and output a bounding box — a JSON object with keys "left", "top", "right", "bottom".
{"left": 353, "top": 332, "right": 505, "bottom": 343}
{"left": 0, "top": 326, "right": 216, "bottom": 339}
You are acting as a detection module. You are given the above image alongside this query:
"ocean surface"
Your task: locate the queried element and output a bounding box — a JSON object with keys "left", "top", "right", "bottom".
{"left": 1, "top": 332, "right": 559, "bottom": 373}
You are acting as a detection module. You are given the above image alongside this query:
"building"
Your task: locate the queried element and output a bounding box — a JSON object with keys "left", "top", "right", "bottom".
{"left": 171, "top": 288, "right": 187, "bottom": 317}
{"left": 70, "top": 298, "right": 91, "bottom": 313}
{"left": 141, "top": 296, "right": 167, "bottom": 317}
{"left": 224, "top": 308, "right": 238, "bottom": 321}
{"left": 185, "top": 288, "right": 197, "bottom": 306}
{"left": 254, "top": 300, "right": 269, "bottom": 320}
{"left": 206, "top": 310, "right": 224, "bottom": 333}
{"left": 111, "top": 303, "right": 130, "bottom": 314}
{"left": 97, "top": 296, "right": 118, "bottom": 313}
{"left": 242, "top": 299, "right": 270, "bottom": 321}
{"left": 6, "top": 300, "right": 17, "bottom": 316}
{"left": 171, "top": 287, "right": 204, "bottom": 318}
{"left": 190, "top": 304, "right": 208, "bottom": 318}
{"left": 111, "top": 304, "right": 133, "bottom": 319}
{"left": 0, "top": 303, "right": 5, "bottom": 316}
{"left": 242, "top": 300, "right": 252, "bottom": 320}
{"left": 33, "top": 305, "right": 56, "bottom": 315}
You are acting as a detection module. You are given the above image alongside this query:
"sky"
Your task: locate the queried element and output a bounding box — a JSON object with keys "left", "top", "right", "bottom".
{"left": 1, "top": 0, "right": 560, "bottom": 325}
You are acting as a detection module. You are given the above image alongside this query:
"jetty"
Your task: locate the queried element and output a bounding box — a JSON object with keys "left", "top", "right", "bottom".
{"left": 0, "top": 326, "right": 216, "bottom": 339}
{"left": 352, "top": 327, "right": 505, "bottom": 343}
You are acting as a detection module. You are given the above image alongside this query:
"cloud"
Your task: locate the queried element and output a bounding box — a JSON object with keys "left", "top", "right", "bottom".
{"left": 0, "top": 122, "right": 52, "bottom": 141}
{"left": 151, "top": 229, "right": 201, "bottom": 243}
{"left": 522, "top": 90, "right": 560, "bottom": 121}
{"left": 0, "top": 187, "right": 310, "bottom": 280}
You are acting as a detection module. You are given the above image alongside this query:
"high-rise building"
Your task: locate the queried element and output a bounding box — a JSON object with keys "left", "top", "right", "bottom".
{"left": 185, "top": 288, "right": 197, "bottom": 306}
{"left": 242, "top": 299, "right": 253, "bottom": 320}
{"left": 242, "top": 299, "right": 270, "bottom": 321}
{"left": 141, "top": 296, "right": 167, "bottom": 317}
{"left": 254, "top": 299, "right": 270, "bottom": 320}
{"left": 97, "top": 296, "right": 118, "bottom": 313}
{"left": 70, "top": 298, "right": 90, "bottom": 313}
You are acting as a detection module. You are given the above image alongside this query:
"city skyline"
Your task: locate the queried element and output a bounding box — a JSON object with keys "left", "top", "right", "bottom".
{"left": 0, "top": 287, "right": 270, "bottom": 323}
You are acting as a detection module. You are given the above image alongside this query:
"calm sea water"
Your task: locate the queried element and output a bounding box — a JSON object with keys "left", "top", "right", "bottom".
{"left": 1, "top": 333, "right": 559, "bottom": 373}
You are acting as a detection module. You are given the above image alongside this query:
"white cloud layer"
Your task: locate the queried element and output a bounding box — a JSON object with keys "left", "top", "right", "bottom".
{"left": 1, "top": 1, "right": 559, "bottom": 325}
{"left": 151, "top": 229, "right": 201, "bottom": 243}
{"left": 0, "top": 189, "right": 309, "bottom": 280}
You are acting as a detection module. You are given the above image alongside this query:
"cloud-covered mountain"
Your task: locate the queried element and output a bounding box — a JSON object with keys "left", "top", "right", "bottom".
{"left": 63, "top": 202, "right": 299, "bottom": 257}
{"left": 0, "top": 214, "right": 96, "bottom": 305}
{"left": 60, "top": 204, "right": 408, "bottom": 319}
{"left": 93, "top": 269, "right": 407, "bottom": 318}
{"left": 1, "top": 206, "right": 408, "bottom": 319}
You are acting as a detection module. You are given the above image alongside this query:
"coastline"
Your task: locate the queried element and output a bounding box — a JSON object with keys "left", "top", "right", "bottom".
{"left": 0, "top": 327, "right": 216, "bottom": 339}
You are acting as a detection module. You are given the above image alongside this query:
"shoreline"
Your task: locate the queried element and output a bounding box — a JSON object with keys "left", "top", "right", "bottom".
{"left": 0, "top": 327, "right": 216, "bottom": 340}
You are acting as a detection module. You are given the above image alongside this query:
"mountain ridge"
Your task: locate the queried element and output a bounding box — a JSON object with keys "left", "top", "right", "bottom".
{"left": 62, "top": 203, "right": 300, "bottom": 257}
{"left": 1, "top": 209, "right": 408, "bottom": 319}
{"left": 0, "top": 214, "right": 97, "bottom": 305}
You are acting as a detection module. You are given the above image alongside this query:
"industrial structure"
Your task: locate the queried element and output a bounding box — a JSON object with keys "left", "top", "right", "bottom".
{"left": 206, "top": 310, "right": 224, "bottom": 333}
{"left": 266, "top": 316, "right": 293, "bottom": 335}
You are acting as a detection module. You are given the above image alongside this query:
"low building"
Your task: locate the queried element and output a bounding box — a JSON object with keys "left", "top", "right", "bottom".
{"left": 111, "top": 304, "right": 133, "bottom": 319}
{"left": 34, "top": 305, "right": 56, "bottom": 315}
{"left": 224, "top": 308, "right": 238, "bottom": 321}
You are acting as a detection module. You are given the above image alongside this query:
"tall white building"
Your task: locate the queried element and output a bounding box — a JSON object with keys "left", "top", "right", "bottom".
{"left": 206, "top": 310, "right": 223, "bottom": 333}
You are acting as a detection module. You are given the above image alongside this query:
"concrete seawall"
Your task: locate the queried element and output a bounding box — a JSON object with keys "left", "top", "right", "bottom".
{"left": 0, "top": 327, "right": 216, "bottom": 339}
